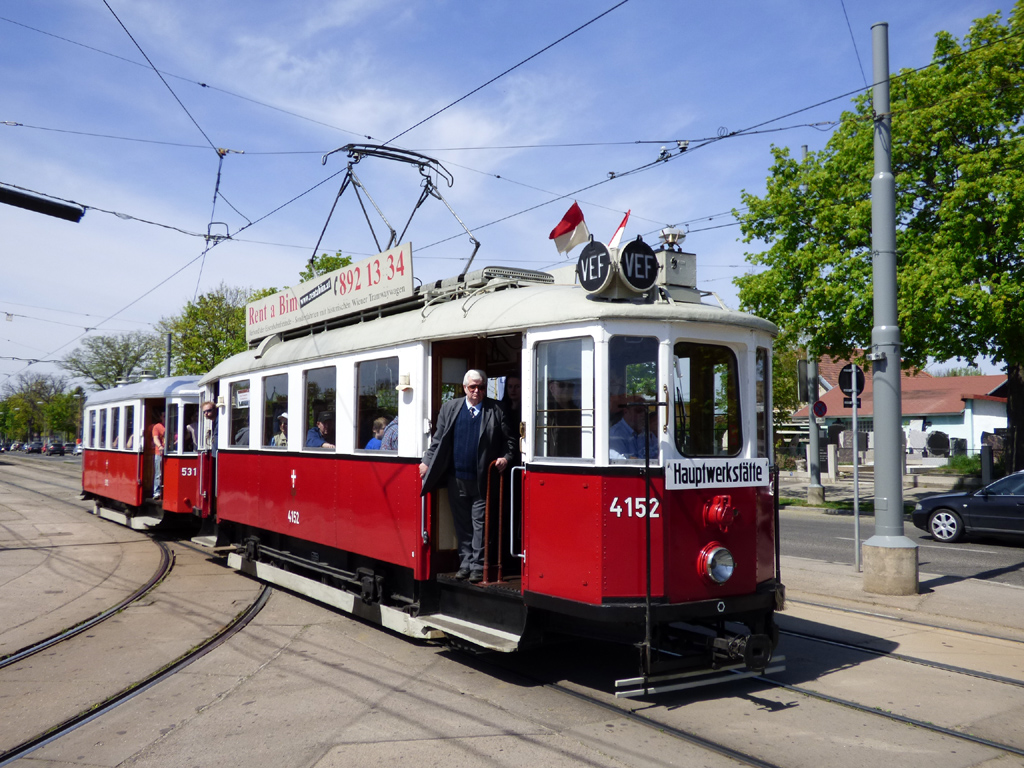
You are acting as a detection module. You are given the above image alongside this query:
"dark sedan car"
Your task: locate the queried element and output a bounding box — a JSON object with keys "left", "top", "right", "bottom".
{"left": 46, "top": 442, "right": 65, "bottom": 456}
{"left": 912, "top": 470, "right": 1024, "bottom": 543}
{"left": 25, "top": 441, "right": 44, "bottom": 454}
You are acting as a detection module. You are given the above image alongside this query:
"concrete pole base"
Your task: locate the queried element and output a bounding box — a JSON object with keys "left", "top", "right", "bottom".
{"left": 862, "top": 542, "right": 918, "bottom": 595}
{"left": 807, "top": 485, "right": 825, "bottom": 506}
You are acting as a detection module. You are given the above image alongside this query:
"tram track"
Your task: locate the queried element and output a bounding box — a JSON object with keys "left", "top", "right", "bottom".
{"left": 0, "top": 584, "right": 272, "bottom": 767}
{"left": 0, "top": 539, "right": 173, "bottom": 671}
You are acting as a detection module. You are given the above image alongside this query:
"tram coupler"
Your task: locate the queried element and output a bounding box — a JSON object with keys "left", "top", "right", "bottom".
{"left": 711, "top": 633, "right": 773, "bottom": 672}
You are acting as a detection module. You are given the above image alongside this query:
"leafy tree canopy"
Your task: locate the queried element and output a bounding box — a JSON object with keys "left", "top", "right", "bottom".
{"left": 158, "top": 283, "right": 275, "bottom": 376}
{"left": 58, "top": 330, "right": 163, "bottom": 391}
{"left": 298, "top": 251, "right": 352, "bottom": 283}
{"left": 735, "top": 4, "right": 1024, "bottom": 470}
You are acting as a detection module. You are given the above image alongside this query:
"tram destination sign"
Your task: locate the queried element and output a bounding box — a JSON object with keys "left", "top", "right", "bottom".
{"left": 246, "top": 243, "right": 415, "bottom": 343}
{"left": 665, "top": 458, "right": 771, "bottom": 490}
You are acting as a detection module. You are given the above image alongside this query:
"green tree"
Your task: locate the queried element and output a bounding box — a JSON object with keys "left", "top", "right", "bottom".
{"left": 298, "top": 251, "right": 351, "bottom": 283}
{"left": 735, "top": 5, "right": 1024, "bottom": 471}
{"left": 1, "top": 373, "right": 69, "bottom": 440}
{"left": 935, "top": 366, "right": 984, "bottom": 377}
{"left": 159, "top": 283, "right": 276, "bottom": 375}
{"left": 58, "top": 330, "right": 163, "bottom": 391}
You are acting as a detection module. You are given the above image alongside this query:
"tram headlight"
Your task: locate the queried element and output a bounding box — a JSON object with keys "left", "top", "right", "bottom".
{"left": 698, "top": 542, "right": 735, "bottom": 584}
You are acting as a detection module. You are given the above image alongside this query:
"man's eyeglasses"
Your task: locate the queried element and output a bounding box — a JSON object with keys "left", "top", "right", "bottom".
{"left": 465, "top": 384, "right": 484, "bottom": 391}
{"left": 202, "top": 409, "right": 215, "bottom": 416}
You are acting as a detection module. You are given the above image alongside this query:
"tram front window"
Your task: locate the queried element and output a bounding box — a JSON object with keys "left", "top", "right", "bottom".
{"left": 608, "top": 336, "right": 659, "bottom": 462}
{"left": 535, "top": 337, "right": 593, "bottom": 459}
{"left": 166, "top": 405, "right": 179, "bottom": 454}
{"left": 673, "top": 342, "right": 741, "bottom": 457}
{"left": 229, "top": 381, "right": 251, "bottom": 447}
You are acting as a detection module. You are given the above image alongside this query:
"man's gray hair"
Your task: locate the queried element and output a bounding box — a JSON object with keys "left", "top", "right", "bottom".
{"left": 463, "top": 369, "right": 487, "bottom": 385}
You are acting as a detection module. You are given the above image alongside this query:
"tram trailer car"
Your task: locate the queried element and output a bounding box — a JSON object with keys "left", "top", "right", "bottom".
{"left": 201, "top": 255, "right": 783, "bottom": 687}
{"left": 83, "top": 377, "right": 208, "bottom": 530}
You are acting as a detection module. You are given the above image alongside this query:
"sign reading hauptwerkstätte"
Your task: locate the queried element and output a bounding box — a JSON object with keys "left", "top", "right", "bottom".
{"left": 665, "top": 458, "right": 771, "bottom": 490}
{"left": 246, "top": 243, "right": 414, "bottom": 343}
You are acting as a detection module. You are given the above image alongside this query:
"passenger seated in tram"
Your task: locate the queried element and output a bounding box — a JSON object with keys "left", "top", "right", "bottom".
{"left": 609, "top": 404, "right": 658, "bottom": 460}
{"left": 271, "top": 413, "right": 289, "bottom": 447}
{"left": 306, "top": 411, "right": 336, "bottom": 449}
{"left": 364, "top": 416, "right": 389, "bottom": 449}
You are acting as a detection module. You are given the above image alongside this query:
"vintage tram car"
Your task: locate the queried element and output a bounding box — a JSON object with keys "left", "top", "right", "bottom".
{"left": 82, "top": 377, "right": 209, "bottom": 530}
{"left": 197, "top": 241, "right": 784, "bottom": 694}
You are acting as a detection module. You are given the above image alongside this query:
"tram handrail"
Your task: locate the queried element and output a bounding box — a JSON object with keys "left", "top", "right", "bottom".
{"left": 510, "top": 465, "right": 525, "bottom": 561}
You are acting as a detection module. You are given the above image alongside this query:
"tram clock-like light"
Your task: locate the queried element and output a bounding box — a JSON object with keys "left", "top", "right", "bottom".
{"left": 698, "top": 542, "right": 735, "bottom": 584}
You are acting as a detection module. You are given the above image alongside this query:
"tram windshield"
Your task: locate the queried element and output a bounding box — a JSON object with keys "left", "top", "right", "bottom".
{"left": 673, "top": 342, "right": 741, "bottom": 457}
{"left": 608, "top": 336, "right": 659, "bottom": 462}
{"left": 166, "top": 404, "right": 179, "bottom": 454}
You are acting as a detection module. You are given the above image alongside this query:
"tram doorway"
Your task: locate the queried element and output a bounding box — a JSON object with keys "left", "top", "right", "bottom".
{"left": 427, "top": 334, "right": 523, "bottom": 582}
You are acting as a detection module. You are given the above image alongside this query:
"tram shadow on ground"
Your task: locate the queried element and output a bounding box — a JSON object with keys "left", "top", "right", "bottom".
{"left": 441, "top": 617, "right": 899, "bottom": 705}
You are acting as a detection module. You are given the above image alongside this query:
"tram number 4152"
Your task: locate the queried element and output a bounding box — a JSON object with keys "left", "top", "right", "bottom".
{"left": 609, "top": 497, "right": 660, "bottom": 518}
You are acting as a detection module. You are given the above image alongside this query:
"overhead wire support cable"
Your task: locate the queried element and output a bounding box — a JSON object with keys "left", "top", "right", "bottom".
{"left": 383, "top": 0, "right": 631, "bottom": 146}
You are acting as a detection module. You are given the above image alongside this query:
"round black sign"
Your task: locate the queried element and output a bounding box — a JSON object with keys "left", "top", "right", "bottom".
{"left": 838, "top": 364, "right": 865, "bottom": 395}
{"left": 577, "top": 241, "right": 613, "bottom": 293}
{"left": 619, "top": 238, "right": 658, "bottom": 293}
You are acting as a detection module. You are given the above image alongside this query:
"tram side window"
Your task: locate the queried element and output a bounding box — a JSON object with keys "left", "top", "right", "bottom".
{"left": 534, "top": 337, "right": 594, "bottom": 459}
{"left": 263, "top": 373, "right": 289, "bottom": 448}
{"left": 182, "top": 403, "right": 198, "bottom": 452}
{"left": 303, "top": 366, "right": 336, "bottom": 450}
{"left": 88, "top": 410, "right": 97, "bottom": 449}
{"left": 166, "top": 404, "right": 179, "bottom": 454}
{"left": 125, "top": 405, "right": 135, "bottom": 451}
{"left": 608, "top": 336, "right": 660, "bottom": 462}
{"left": 356, "top": 357, "right": 398, "bottom": 451}
{"left": 673, "top": 342, "right": 741, "bottom": 457}
{"left": 111, "top": 407, "right": 121, "bottom": 450}
{"left": 229, "top": 381, "right": 251, "bottom": 447}
{"left": 756, "top": 347, "right": 770, "bottom": 459}
{"left": 99, "top": 409, "right": 108, "bottom": 449}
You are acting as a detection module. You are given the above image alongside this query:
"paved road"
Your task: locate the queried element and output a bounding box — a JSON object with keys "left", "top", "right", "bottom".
{"left": 781, "top": 506, "right": 1024, "bottom": 588}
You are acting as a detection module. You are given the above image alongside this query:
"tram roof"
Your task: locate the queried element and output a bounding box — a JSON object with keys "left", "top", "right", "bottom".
{"left": 200, "top": 281, "right": 777, "bottom": 384}
{"left": 85, "top": 376, "right": 202, "bottom": 406}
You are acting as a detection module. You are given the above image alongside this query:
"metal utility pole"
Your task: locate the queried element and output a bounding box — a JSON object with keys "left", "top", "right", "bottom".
{"left": 862, "top": 22, "right": 918, "bottom": 595}
{"left": 803, "top": 146, "right": 825, "bottom": 506}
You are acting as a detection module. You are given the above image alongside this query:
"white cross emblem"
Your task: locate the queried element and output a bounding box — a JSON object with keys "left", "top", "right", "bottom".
{"left": 291, "top": 470, "right": 297, "bottom": 489}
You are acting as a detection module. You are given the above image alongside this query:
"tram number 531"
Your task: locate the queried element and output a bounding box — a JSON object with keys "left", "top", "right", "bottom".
{"left": 609, "top": 497, "right": 660, "bottom": 518}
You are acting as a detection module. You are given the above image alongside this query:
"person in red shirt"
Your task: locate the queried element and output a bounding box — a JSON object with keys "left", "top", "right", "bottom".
{"left": 152, "top": 411, "right": 165, "bottom": 500}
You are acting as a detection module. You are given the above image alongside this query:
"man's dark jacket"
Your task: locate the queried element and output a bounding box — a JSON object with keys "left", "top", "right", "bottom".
{"left": 420, "top": 396, "right": 516, "bottom": 496}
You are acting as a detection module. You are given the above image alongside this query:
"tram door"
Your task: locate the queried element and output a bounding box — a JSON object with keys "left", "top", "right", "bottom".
{"left": 428, "top": 336, "right": 523, "bottom": 579}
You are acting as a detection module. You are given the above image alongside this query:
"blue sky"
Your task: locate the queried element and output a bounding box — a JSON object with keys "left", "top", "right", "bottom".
{"left": 1, "top": 0, "right": 1012, "bottom": 385}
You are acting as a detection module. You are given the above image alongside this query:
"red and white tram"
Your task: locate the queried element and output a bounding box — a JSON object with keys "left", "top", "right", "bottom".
{"left": 83, "top": 377, "right": 208, "bottom": 530}
{"left": 199, "top": 240, "right": 784, "bottom": 693}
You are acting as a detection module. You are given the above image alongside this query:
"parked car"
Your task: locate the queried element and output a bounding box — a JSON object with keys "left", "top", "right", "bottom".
{"left": 10, "top": 442, "right": 22, "bottom": 452}
{"left": 64, "top": 442, "right": 76, "bottom": 455}
{"left": 73, "top": 443, "right": 83, "bottom": 456}
{"left": 912, "top": 470, "right": 1024, "bottom": 543}
{"left": 46, "top": 442, "right": 65, "bottom": 456}
{"left": 25, "top": 441, "right": 44, "bottom": 454}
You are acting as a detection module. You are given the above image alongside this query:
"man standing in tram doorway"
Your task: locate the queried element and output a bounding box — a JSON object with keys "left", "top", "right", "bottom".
{"left": 152, "top": 410, "right": 165, "bottom": 500}
{"left": 420, "top": 370, "right": 516, "bottom": 584}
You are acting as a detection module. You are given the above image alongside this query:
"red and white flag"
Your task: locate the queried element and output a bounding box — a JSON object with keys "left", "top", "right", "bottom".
{"left": 608, "top": 209, "right": 630, "bottom": 250}
{"left": 549, "top": 202, "right": 590, "bottom": 254}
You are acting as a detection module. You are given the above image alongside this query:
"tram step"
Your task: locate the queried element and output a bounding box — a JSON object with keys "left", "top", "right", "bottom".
{"left": 419, "top": 613, "right": 521, "bottom": 653}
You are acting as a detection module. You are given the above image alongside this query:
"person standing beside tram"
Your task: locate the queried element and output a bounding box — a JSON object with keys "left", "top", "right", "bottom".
{"left": 419, "top": 370, "right": 516, "bottom": 583}
{"left": 152, "top": 411, "right": 165, "bottom": 500}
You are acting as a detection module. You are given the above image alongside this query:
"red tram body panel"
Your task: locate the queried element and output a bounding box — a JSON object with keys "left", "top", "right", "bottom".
{"left": 82, "top": 449, "right": 143, "bottom": 507}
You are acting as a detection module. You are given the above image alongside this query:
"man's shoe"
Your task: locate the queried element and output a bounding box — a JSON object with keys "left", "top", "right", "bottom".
{"left": 455, "top": 568, "right": 471, "bottom": 580}
{"left": 468, "top": 571, "right": 483, "bottom": 584}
